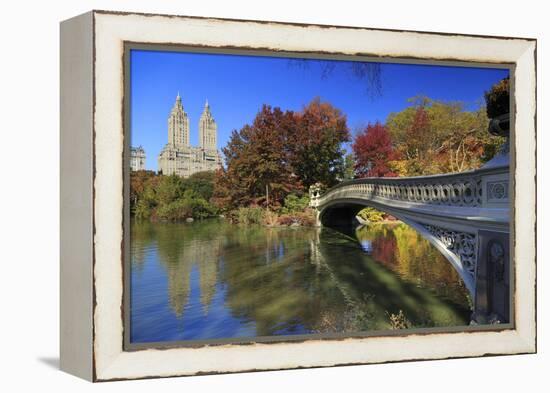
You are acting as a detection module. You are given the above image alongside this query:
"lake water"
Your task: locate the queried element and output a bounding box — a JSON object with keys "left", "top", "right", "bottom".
{"left": 130, "top": 220, "right": 471, "bottom": 344}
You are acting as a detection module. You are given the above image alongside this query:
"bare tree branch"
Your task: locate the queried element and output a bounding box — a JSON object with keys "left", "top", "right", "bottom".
{"left": 288, "top": 59, "right": 383, "bottom": 98}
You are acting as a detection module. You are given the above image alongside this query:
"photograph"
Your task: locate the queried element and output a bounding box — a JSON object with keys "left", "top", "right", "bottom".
{"left": 127, "top": 48, "right": 511, "bottom": 345}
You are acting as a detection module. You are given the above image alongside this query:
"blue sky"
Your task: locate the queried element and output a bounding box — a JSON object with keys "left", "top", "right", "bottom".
{"left": 130, "top": 49, "right": 509, "bottom": 171}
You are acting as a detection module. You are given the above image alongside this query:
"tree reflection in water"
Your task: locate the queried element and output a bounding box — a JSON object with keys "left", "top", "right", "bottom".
{"left": 356, "top": 223, "right": 471, "bottom": 307}
{"left": 130, "top": 219, "right": 472, "bottom": 343}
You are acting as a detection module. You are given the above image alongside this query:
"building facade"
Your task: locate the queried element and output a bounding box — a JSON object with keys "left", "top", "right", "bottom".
{"left": 130, "top": 145, "right": 146, "bottom": 171}
{"left": 158, "top": 94, "right": 222, "bottom": 177}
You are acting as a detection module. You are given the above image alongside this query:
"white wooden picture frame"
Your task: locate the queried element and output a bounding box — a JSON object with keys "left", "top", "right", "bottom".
{"left": 60, "top": 10, "right": 536, "bottom": 381}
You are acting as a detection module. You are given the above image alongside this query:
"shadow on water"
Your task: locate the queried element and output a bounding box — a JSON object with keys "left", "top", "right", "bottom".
{"left": 315, "top": 225, "right": 471, "bottom": 331}
{"left": 130, "top": 219, "right": 471, "bottom": 342}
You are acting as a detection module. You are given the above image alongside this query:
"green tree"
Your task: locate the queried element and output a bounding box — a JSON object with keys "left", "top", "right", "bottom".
{"left": 183, "top": 171, "right": 216, "bottom": 200}
{"left": 156, "top": 174, "right": 186, "bottom": 206}
{"left": 130, "top": 172, "right": 219, "bottom": 221}
{"left": 342, "top": 153, "right": 356, "bottom": 180}
{"left": 280, "top": 193, "right": 310, "bottom": 214}
{"left": 289, "top": 98, "right": 350, "bottom": 188}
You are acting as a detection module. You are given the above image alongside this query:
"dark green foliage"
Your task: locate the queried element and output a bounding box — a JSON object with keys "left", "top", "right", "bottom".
{"left": 130, "top": 171, "right": 219, "bottom": 221}
{"left": 342, "top": 153, "right": 356, "bottom": 181}
{"left": 485, "top": 77, "right": 510, "bottom": 118}
{"left": 184, "top": 171, "right": 216, "bottom": 201}
{"left": 280, "top": 193, "right": 310, "bottom": 215}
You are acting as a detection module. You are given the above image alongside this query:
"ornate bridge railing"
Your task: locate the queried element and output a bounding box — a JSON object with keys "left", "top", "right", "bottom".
{"left": 310, "top": 164, "right": 509, "bottom": 219}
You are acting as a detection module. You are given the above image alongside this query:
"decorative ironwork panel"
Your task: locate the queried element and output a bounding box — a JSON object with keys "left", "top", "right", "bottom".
{"left": 487, "top": 180, "right": 509, "bottom": 203}
{"left": 422, "top": 224, "right": 477, "bottom": 280}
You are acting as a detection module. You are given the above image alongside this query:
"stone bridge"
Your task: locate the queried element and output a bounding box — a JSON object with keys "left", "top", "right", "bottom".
{"left": 309, "top": 164, "right": 510, "bottom": 324}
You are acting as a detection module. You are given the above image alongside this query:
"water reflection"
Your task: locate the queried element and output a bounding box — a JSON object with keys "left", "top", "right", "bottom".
{"left": 130, "top": 220, "right": 471, "bottom": 343}
{"left": 360, "top": 239, "right": 373, "bottom": 254}
{"left": 355, "top": 223, "right": 471, "bottom": 307}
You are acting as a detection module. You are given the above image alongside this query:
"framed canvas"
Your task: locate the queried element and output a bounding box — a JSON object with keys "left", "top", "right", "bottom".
{"left": 60, "top": 10, "right": 537, "bottom": 381}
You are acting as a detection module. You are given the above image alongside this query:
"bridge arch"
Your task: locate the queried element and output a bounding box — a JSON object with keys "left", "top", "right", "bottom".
{"left": 318, "top": 199, "right": 476, "bottom": 296}
{"left": 309, "top": 164, "right": 510, "bottom": 323}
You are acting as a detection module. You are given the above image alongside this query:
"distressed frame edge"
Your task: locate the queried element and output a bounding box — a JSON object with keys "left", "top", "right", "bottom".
{"left": 89, "top": 11, "right": 537, "bottom": 381}
{"left": 59, "top": 11, "right": 95, "bottom": 381}
{"left": 511, "top": 40, "right": 537, "bottom": 354}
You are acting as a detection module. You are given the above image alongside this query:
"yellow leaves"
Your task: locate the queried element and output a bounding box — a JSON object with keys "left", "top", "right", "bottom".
{"left": 388, "top": 160, "right": 409, "bottom": 177}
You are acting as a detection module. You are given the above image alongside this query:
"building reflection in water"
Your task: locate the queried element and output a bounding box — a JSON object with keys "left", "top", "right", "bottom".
{"left": 132, "top": 220, "right": 222, "bottom": 318}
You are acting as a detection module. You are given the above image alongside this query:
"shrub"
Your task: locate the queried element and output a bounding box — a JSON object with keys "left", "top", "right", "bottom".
{"left": 277, "top": 214, "right": 296, "bottom": 226}
{"left": 156, "top": 199, "right": 193, "bottom": 221}
{"left": 357, "top": 207, "right": 385, "bottom": 223}
{"left": 158, "top": 196, "right": 218, "bottom": 221}
{"left": 280, "top": 193, "right": 310, "bottom": 214}
{"left": 277, "top": 210, "right": 316, "bottom": 227}
{"left": 263, "top": 210, "right": 279, "bottom": 226}
{"left": 296, "top": 211, "right": 317, "bottom": 226}
{"left": 187, "top": 197, "right": 218, "bottom": 219}
{"left": 387, "top": 310, "right": 412, "bottom": 330}
{"left": 236, "top": 206, "right": 265, "bottom": 225}
{"left": 134, "top": 199, "right": 152, "bottom": 220}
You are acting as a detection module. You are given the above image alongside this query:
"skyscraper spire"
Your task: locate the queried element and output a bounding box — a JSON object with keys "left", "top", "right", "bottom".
{"left": 168, "top": 92, "right": 189, "bottom": 148}
{"left": 159, "top": 95, "right": 222, "bottom": 177}
{"left": 199, "top": 99, "right": 217, "bottom": 150}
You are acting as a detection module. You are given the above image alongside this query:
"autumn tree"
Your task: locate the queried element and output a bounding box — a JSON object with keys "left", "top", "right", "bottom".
{"left": 352, "top": 122, "right": 399, "bottom": 178}
{"left": 289, "top": 98, "right": 350, "bottom": 188}
{"left": 213, "top": 105, "right": 301, "bottom": 210}
{"left": 386, "top": 96, "right": 505, "bottom": 175}
{"left": 214, "top": 99, "right": 350, "bottom": 210}
{"left": 130, "top": 170, "right": 156, "bottom": 210}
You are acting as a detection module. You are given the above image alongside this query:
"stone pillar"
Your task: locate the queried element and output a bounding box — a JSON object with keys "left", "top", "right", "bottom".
{"left": 473, "top": 230, "right": 510, "bottom": 324}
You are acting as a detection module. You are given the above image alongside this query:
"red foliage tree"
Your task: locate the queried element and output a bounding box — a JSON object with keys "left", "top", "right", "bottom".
{"left": 213, "top": 105, "right": 302, "bottom": 209}
{"left": 352, "top": 122, "right": 399, "bottom": 178}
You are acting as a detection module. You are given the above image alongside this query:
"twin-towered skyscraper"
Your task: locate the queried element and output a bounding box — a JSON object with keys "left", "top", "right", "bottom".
{"left": 158, "top": 93, "right": 222, "bottom": 177}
